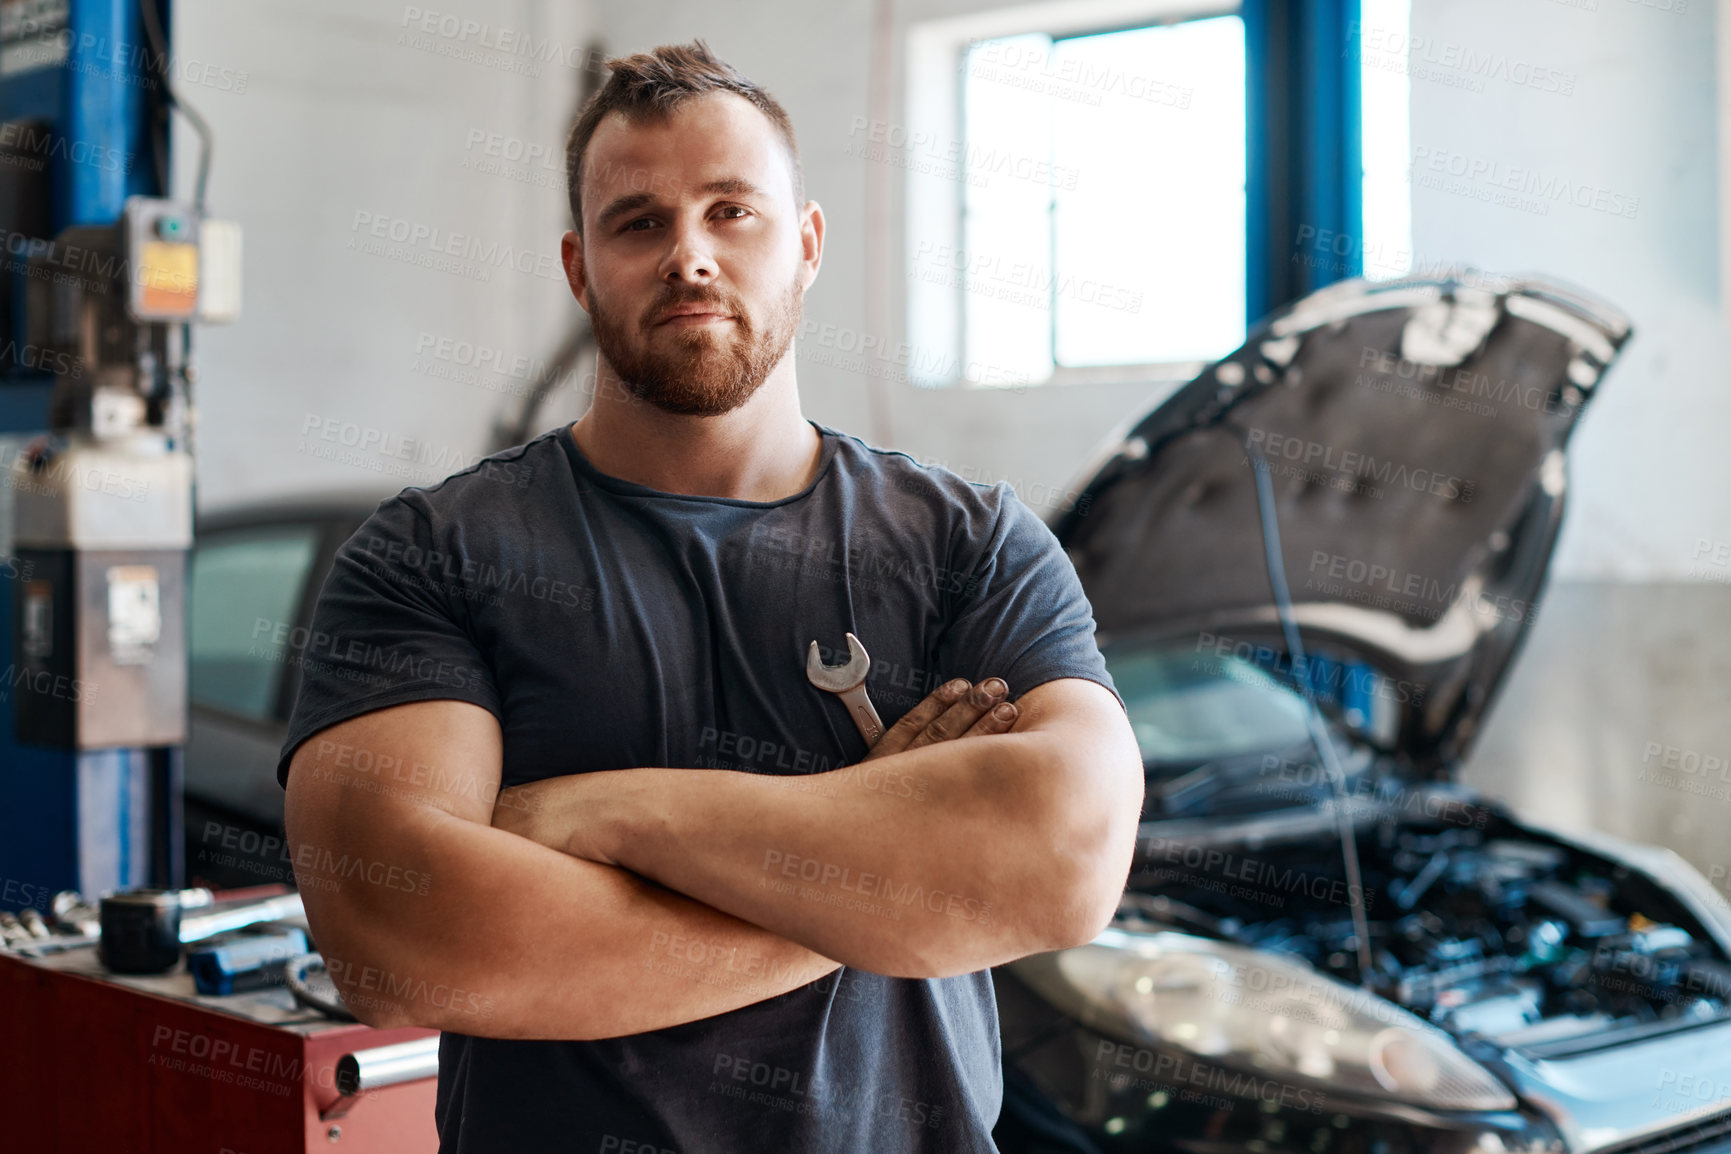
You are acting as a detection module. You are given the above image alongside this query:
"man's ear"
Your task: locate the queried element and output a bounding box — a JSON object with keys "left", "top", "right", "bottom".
{"left": 799, "top": 200, "right": 825, "bottom": 292}
{"left": 561, "top": 230, "right": 589, "bottom": 312}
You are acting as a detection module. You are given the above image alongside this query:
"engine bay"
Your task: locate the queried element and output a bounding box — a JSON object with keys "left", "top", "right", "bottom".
{"left": 1125, "top": 810, "right": 1731, "bottom": 1053}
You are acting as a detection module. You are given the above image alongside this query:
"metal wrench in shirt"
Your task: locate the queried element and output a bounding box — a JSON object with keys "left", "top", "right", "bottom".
{"left": 805, "top": 632, "right": 885, "bottom": 745}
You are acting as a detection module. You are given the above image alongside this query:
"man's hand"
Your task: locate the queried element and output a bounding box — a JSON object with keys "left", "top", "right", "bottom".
{"left": 492, "top": 676, "right": 1020, "bottom": 856}
{"left": 487, "top": 676, "right": 1139, "bottom": 978}
{"left": 861, "top": 677, "right": 1019, "bottom": 762}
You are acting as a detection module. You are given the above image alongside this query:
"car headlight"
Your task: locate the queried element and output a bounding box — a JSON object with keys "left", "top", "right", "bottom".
{"left": 1010, "top": 928, "right": 1517, "bottom": 1112}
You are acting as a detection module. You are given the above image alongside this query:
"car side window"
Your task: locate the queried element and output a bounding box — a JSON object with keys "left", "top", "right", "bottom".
{"left": 189, "top": 525, "right": 322, "bottom": 722}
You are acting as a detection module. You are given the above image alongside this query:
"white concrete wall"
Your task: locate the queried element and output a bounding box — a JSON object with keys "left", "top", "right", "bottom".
{"left": 1395, "top": 1, "right": 1731, "bottom": 879}
{"left": 570, "top": 0, "right": 1731, "bottom": 874}
{"left": 578, "top": 0, "right": 1191, "bottom": 519}
{"left": 570, "top": 0, "right": 1728, "bottom": 578}
{"left": 180, "top": 0, "right": 1728, "bottom": 580}
{"left": 175, "top": 0, "right": 1729, "bottom": 863}
{"left": 173, "top": 0, "right": 596, "bottom": 511}
{"left": 1403, "top": 0, "right": 1724, "bottom": 582}
{"left": 1461, "top": 582, "right": 1731, "bottom": 880}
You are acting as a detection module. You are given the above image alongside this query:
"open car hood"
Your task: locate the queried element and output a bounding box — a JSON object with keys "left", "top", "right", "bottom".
{"left": 1051, "top": 273, "right": 1632, "bottom": 778}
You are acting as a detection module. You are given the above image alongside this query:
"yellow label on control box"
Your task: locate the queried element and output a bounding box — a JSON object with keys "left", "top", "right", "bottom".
{"left": 139, "top": 240, "right": 199, "bottom": 317}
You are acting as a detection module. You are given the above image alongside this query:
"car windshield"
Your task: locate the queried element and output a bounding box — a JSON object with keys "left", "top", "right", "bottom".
{"left": 1104, "top": 642, "right": 1315, "bottom": 768}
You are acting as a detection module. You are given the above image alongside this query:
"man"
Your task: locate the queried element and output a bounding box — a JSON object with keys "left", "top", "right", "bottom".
{"left": 281, "top": 39, "right": 1142, "bottom": 1154}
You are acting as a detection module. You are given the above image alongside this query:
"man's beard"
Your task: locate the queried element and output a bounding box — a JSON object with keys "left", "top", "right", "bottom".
{"left": 588, "top": 274, "right": 804, "bottom": 417}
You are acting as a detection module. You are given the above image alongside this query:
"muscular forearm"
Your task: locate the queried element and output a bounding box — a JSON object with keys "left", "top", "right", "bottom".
{"left": 297, "top": 800, "right": 838, "bottom": 1039}
{"left": 519, "top": 717, "right": 1134, "bottom": 978}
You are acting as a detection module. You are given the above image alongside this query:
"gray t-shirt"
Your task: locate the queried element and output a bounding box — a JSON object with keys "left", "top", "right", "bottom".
{"left": 277, "top": 421, "right": 1120, "bottom": 1153}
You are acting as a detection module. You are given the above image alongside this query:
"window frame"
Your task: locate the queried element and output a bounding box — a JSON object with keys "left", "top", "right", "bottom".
{"left": 903, "top": 0, "right": 1369, "bottom": 389}
{"left": 904, "top": 0, "right": 1243, "bottom": 390}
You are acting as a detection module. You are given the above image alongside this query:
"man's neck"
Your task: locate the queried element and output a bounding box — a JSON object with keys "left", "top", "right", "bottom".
{"left": 570, "top": 368, "right": 825, "bottom": 502}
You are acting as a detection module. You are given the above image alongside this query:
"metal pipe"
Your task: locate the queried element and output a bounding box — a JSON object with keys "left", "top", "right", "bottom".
{"left": 335, "top": 1037, "right": 441, "bottom": 1096}
{"left": 178, "top": 893, "right": 304, "bottom": 943}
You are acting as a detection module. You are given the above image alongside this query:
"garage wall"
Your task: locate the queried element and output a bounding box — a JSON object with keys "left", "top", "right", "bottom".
{"left": 1402, "top": 0, "right": 1722, "bottom": 582}
{"left": 1391, "top": 1, "right": 1731, "bottom": 882}
{"left": 1462, "top": 582, "right": 1731, "bottom": 883}
{"left": 569, "top": 0, "right": 1185, "bottom": 527}
{"left": 179, "top": 0, "right": 1723, "bottom": 577}
{"left": 563, "top": 0, "right": 1730, "bottom": 874}
{"left": 177, "top": 2, "right": 1728, "bottom": 866}
{"left": 562, "top": 0, "right": 1726, "bottom": 578}
{"left": 172, "top": 0, "right": 596, "bottom": 510}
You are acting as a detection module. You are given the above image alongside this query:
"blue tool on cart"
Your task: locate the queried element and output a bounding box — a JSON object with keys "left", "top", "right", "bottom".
{"left": 188, "top": 927, "right": 310, "bottom": 996}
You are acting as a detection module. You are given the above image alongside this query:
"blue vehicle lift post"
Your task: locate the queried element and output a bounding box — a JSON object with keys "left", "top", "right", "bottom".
{"left": 0, "top": 0, "right": 183, "bottom": 911}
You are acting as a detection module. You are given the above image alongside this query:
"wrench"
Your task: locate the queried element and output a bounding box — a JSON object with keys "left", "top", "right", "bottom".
{"left": 806, "top": 632, "right": 885, "bottom": 745}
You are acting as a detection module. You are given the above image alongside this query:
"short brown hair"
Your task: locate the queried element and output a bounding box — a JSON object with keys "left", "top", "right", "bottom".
{"left": 564, "top": 40, "right": 804, "bottom": 235}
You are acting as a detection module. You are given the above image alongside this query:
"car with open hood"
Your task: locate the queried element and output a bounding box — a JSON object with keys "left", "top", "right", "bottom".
{"left": 990, "top": 273, "right": 1731, "bottom": 1154}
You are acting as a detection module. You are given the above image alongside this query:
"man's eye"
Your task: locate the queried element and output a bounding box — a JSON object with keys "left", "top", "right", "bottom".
{"left": 624, "top": 218, "right": 656, "bottom": 232}
{"left": 718, "top": 206, "right": 750, "bottom": 220}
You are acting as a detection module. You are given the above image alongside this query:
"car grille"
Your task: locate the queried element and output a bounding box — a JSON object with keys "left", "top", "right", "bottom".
{"left": 1596, "top": 1112, "right": 1731, "bottom": 1154}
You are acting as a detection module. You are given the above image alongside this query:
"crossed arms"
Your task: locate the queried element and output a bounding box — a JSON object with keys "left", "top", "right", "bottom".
{"left": 284, "top": 675, "right": 1143, "bottom": 1040}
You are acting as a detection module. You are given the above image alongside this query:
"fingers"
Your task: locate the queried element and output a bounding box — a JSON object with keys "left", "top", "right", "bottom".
{"left": 863, "top": 678, "right": 973, "bottom": 761}
{"left": 902, "top": 677, "right": 1012, "bottom": 752}
{"left": 963, "top": 698, "right": 1019, "bottom": 738}
{"left": 860, "top": 676, "right": 1018, "bottom": 760}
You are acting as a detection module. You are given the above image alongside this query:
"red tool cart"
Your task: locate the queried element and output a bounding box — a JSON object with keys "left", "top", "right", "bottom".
{"left": 0, "top": 931, "right": 441, "bottom": 1153}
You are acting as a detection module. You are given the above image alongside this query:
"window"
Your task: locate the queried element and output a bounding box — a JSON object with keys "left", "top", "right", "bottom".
{"left": 1105, "top": 639, "right": 1398, "bottom": 769}
{"left": 1106, "top": 640, "right": 1313, "bottom": 767}
{"left": 906, "top": 4, "right": 1246, "bottom": 387}
{"left": 905, "top": 1, "right": 1391, "bottom": 385}
{"left": 188, "top": 525, "right": 321, "bottom": 723}
{"left": 1358, "top": 0, "right": 1412, "bottom": 280}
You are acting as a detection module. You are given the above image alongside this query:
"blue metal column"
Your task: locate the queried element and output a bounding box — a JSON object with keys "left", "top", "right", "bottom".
{"left": 1244, "top": 0, "right": 1364, "bottom": 324}
{"left": 60, "top": 0, "right": 159, "bottom": 226}
{"left": 0, "top": 0, "right": 170, "bottom": 911}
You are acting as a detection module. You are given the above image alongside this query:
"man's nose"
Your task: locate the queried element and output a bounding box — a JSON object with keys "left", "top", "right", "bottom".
{"left": 658, "top": 220, "right": 717, "bottom": 283}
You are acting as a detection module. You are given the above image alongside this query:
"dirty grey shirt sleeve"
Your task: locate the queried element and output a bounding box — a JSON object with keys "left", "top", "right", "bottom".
{"left": 932, "top": 483, "right": 1123, "bottom": 711}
